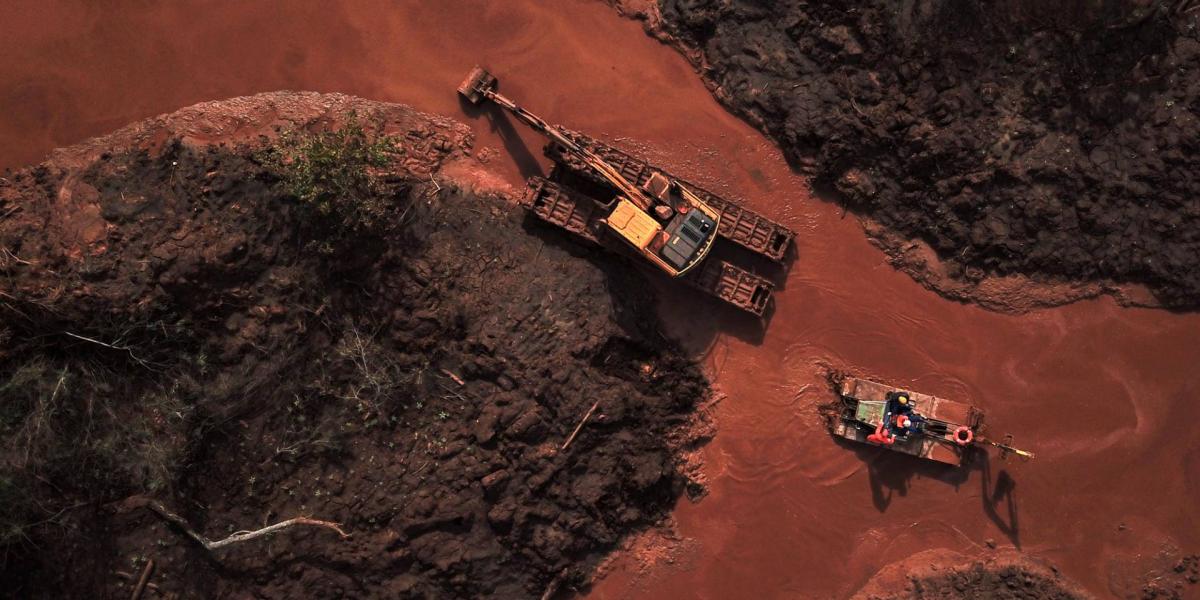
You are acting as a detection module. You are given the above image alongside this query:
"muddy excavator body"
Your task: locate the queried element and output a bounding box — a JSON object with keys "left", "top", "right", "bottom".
{"left": 458, "top": 66, "right": 794, "bottom": 316}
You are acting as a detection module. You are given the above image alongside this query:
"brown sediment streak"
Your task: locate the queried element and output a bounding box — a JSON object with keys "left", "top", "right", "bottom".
{"left": 2, "top": 0, "right": 1198, "bottom": 598}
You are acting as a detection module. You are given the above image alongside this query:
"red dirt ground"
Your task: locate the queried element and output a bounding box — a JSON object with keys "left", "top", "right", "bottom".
{"left": 0, "top": 92, "right": 714, "bottom": 598}
{"left": 2, "top": 1, "right": 1199, "bottom": 598}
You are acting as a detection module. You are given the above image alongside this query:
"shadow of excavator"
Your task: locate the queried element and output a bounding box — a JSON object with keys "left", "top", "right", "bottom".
{"left": 457, "top": 93, "right": 545, "bottom": 180}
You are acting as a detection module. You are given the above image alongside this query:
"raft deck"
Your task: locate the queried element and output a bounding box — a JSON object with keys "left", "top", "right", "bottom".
{"left": 832, "top": 377, "right": 983, "bottom": 466}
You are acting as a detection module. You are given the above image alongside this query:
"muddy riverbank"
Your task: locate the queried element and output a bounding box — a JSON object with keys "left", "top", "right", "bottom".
{"left": 2, "top": 2, "right": 1199, "bottom": 598}
{"left": 0, "top": 92, "right": 710, "bottom": 598}
{"left": 618, "top": 0, "right": 1200, "bottom": 311}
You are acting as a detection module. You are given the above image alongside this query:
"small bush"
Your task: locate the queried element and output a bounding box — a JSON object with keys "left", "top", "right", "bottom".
{"left": 260, "top": 112, "right": 399, "bottom": 251}
{"left": 331, "top": 324, "right": 411, "bottom": 421}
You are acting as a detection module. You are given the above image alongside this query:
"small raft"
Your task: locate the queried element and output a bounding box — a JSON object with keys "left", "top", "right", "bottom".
{"left": 830, "top": 377, "right": 985, "bottom": 466}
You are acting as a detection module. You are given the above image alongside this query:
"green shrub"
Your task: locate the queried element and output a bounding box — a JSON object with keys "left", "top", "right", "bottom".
{"left": 261, "top": 112, "right": 399, "bottom": 250}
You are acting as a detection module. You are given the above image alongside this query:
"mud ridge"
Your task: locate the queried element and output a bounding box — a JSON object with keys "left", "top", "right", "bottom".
{"left": 616, "top": 0, "right": 1200, "bottom": 311}
{"left": 851, "top": 548, "right": 1089, "bottom": 599}
{"left": 0, "top": 92, "right": 710, "bottom": 598}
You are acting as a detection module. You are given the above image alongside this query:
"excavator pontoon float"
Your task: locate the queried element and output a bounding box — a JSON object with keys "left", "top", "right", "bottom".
{"left": 829, "top": 376, "right": 1034, "bottom": 466}
{"left": 458, "top": 67, "right": 795, "bottom": 316}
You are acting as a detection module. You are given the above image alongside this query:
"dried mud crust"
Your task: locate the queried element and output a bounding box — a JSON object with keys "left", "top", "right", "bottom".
{"left": 851, "top": 549, "right": 1090, "bottom": 600}
{"left": 622, "top": 0, "right": 1200, "bottom": 309}
{"left": 0, "top": 93, "right": 710, "bottom": 598}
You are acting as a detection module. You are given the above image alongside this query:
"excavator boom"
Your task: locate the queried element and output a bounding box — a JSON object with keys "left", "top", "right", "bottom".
{"left": 458, "top": 67, "right": 652, "bottom": 211}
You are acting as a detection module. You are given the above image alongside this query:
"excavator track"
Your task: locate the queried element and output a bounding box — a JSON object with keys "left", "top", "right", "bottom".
{"left": 522, "top": 177, "right": 602, "bottom": 245}
{"left": 521, "top": 177, "right": 774, "bottom": 316}
{"left": 681, "top": 258, "right": 773, "bottom": 317}
{"left": 545, "top": 130, "right": 795, "bottom": 263}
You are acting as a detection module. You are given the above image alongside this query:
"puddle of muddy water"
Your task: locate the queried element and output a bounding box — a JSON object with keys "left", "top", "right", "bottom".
{"left": 3, "top": 0, "right": 1198, "bottom": 597}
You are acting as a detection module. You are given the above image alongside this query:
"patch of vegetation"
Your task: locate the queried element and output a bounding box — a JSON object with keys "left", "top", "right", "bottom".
{"left": 0, "top": 360, "right": 71, "bottom": 473}
{"left": 272, "top": 321, "right": 416, "bottom": 461}
{"left": 0, "top": 357, "right": 195, "bottom": 548}
{"left": 330, "top": 323, "right": 413, "bottom": 422}
{"left": 259, "top": 112, "right": 399, "bottom": 252}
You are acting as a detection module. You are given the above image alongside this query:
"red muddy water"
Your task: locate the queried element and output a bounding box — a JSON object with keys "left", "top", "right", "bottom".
{"left": 3, "top": 1, "right": 1198, "bottom": 597}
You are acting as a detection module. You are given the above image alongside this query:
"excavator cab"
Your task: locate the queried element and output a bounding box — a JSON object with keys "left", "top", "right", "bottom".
{"left": 659, "top": 208, "right": 716, "bottom": 270}
{"left": 635, "top": 171, "right": 717, "bottom": 270}
{"left": 606, "top": 199, "right": 660, "bottom": 250}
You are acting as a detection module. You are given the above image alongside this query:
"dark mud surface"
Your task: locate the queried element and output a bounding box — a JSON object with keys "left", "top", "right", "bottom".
{"left": 627, "top": 0, "right": 1200, "bottom": 308}
{"left": 0, "top": 93, "right": 709, "bottom": 598}
{"left": 852, "top": 548, "right": 1200, "bottom": 599}
{"left": 850, "top": 549, "right": 1088, "bottom": 600}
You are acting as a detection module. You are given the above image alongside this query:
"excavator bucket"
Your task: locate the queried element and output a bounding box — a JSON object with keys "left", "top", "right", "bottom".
{"left": 457, "top": 66, "right": 497, "bottom": 105}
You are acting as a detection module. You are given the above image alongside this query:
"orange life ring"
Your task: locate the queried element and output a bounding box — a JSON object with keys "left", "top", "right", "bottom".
{"left": 953, "top": 426, "right": 973, "bottom": 446}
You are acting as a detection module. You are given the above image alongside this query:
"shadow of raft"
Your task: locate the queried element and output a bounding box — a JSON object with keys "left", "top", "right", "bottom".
{"left": 829, "top": 433, "right": 1022, "bottom": 547}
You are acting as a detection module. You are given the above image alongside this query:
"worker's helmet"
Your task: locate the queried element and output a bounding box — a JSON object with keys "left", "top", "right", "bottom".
{"left": 898, "top": 395, "right": 909, "bottom": 405}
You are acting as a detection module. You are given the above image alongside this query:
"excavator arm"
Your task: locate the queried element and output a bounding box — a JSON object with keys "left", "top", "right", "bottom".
{"left": 459, "top": 67, "right": 653, "bottom": 211}
{"left": 458, "top": 66, "right": 725, "bottom": 279}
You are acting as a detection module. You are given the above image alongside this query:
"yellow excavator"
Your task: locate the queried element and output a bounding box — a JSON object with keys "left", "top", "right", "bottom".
{"left": 458, "top": 67, "right": 720, "bottom": 277}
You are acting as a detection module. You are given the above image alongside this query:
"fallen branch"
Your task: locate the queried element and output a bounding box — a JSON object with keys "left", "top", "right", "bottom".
{"left": 130, "top": 559, "right": 155, "bottom": 600}
{"left": 440, "top": 368, "right": 465, "bottom": 386}
{"left": 21, "top": 368, "right": 66, "bottom": 466}
{"left": 560, "top": 399, "right": 601, "bottom": 452}
{"left": 62, "top": 331, "right": 155, "bottom": 369}
{"left": 1, "top": 247, "right": 31, "bottom": 265}
{"left": 115, "top": 571, "right": 159, "bottom": 593}
{"left": 540, "top": 568, "right": 567, "bottom": 600}
{"left": 63, "top": 331, "right": 124, "bottom": 348}
{"left": 125, "top": 497, "right": 349, "bottom": 551}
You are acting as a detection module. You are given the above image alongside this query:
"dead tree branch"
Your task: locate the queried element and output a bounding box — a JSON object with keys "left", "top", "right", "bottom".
{"left": 130, "top": 559, "right": 155, "bottom": 600}
{"left": 20, "top": 368, "right": 66, "bottom": 466}
{"left": 62, "top": 331, "right": 155, "bottom": 369}
{"left": 561, "top": 399, "right": 601, "bottom": 452}
{"left": 440, "top": 368, "right": 465, "bottom": 386}
{"left": 124, "top": 497, "right": 349, "bottom": 552}
{"left": 1, "top": 247, "right": 31, "bottom": 265}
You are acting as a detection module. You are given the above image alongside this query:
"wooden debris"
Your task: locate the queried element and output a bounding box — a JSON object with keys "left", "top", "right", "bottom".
{"left": 130, "top": 559, "right": 155, "bottom": 600}
{"left": 539, "top": 569, "right": 567, "bottom": 600}
{"left": 123, "top": 496, "right": 349, "bottom": 552}
{"left": 115, "top": 571, "right": 161, "bottom": 594}
{"left": 441, "top": 368, "right": 466, "bottom": 386}
{"left": 560, "top": 399, "right": 601, "bottom": 451}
